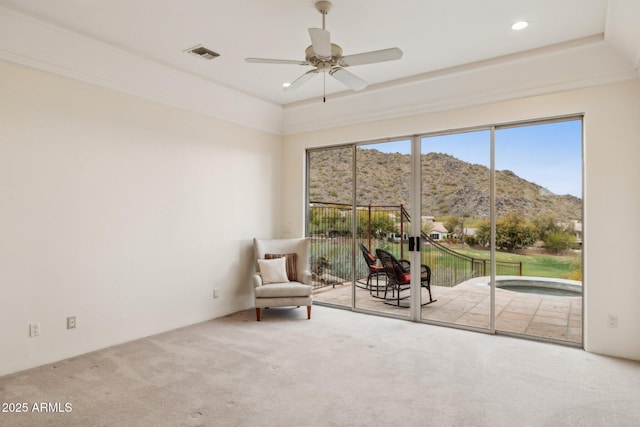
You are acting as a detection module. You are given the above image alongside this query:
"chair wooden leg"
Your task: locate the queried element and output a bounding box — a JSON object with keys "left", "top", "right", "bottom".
{"left": 256, "top": 307, "right": 261, "bottom": 321}
{"left": 307, "top": 305, "right": 312, "bottom": 319}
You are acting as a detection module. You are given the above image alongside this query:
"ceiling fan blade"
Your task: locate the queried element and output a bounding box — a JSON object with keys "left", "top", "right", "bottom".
{"left": 308, "top": 28, "right": 332, "bottom": 58}
{"left": 340, "top": 47, "right": 403, "bottom": 67}
{"left": 245, "top": 57, "right": 308, "bottom": 65}
{"left": 284, "top": 69, "right": 319, "bottom": 91}
{"left": 330, "top": 67, "right": 368, "bottom": 91}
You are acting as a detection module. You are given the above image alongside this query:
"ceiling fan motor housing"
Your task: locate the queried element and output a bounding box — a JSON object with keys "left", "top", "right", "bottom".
{"left": 305, "top": 44, "right": 342, "bottom": 68}
{"left": 315, "top": 1, "right": 332, "bottom": 15}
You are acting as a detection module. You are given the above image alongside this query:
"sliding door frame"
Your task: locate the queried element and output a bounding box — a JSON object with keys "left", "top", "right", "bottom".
{"left": 306, "top": 113, "right": 584, "bottom": 347}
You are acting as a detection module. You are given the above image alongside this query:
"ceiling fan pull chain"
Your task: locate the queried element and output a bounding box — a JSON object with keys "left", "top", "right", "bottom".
{"left": 323, "top": 72, "right": 326, "bottom": 103}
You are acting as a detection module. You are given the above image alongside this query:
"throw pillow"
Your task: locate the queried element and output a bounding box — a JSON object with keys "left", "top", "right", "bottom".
{"left": 265, "top": 253, "right": 298, "bottom": 282}
{"left": 257, "top": 257, "right": 290, "bottom": 284}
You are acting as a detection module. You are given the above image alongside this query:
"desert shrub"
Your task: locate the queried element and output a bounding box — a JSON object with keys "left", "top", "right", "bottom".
{"left": 544, "top": 231, "right": 578, "bottom": 254}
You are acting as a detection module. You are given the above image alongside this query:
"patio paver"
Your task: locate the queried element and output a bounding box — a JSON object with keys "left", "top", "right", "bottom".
{"left": 313, "top": 276, "right": 582, "bottom": 344}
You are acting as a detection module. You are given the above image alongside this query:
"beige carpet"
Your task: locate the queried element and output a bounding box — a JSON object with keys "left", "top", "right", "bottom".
{"left": 2, "top": 305, "right": 640, "bottom": 427}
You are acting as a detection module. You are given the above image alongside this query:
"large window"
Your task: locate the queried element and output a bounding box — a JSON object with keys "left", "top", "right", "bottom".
{"left": 493, "top": 119, "right": 582, "bottom": 342}
{"left": 306, "top": 116, "right": 583, "bottom": 345}
{"left": 306, "top": 146, "right": 353, "bottom": 308}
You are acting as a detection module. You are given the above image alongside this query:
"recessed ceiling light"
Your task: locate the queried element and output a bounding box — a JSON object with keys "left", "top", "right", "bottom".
{"left": 282, "top": 82, "right": 291, "bottom": 88}
{"left": 511, "top": 20, "right": 529, "bottom": 31}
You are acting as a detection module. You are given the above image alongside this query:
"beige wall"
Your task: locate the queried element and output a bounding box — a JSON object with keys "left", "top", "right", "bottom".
{"left": 0, "top": 61, "right": 282, "bottom": 376}
{"left": 2, "top": 57, "right": 638, "bottom": 376}
{"left": 282, "top": 79, "right": 640, "bottom": 361}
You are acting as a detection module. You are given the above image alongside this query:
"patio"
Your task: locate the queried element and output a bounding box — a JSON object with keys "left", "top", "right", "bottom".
{"left": 313, "top": 276, "right": 582, "bottom": 344}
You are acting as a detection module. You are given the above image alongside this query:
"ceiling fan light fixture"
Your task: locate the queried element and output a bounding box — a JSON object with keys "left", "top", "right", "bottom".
{"left": 511, "top": 20, "right": 529, "bottom": 31}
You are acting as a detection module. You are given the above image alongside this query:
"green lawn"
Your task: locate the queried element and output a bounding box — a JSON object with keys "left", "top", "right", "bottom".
{"left": 311, "top": 240, "right": 583, "bottom": 284}
{"left": 452, "top": 247, "right": 582, "bottom": 279}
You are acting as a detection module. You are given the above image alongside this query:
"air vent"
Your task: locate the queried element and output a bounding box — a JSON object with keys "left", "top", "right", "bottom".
{"left": 185, "top": 45, "right": 220, "bottom": 60}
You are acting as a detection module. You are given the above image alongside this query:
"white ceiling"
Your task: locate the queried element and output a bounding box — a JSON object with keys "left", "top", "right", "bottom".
{"left": 0, "top": 0, "right": 638, "bottom": 133}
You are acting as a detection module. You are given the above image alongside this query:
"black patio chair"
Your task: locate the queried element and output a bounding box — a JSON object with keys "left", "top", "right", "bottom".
{"left": 357, "top": 243, "right": 386, "bottom": 295}
{"left": 375, "top": 248, "right": 436, "bottom": 307}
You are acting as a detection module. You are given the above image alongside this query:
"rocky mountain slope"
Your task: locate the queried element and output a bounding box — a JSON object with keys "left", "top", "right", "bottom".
{"left": 308, "top": 148, "right": 582, "bottom": 221}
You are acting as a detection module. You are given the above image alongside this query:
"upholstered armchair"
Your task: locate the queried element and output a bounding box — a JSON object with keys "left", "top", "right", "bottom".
{"left": 252, "top": 238, "right": 313, "bottom": 321}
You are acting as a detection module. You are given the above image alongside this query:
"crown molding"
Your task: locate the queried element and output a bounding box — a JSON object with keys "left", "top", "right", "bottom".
{"left": 2, "top": 5, "right": 638, "bottom": 138}
{"left": 606, "top": 0, "right": 640, "bottom": 70}
{"left": 282, "top": 36, "right": 638, "bottom": 135}
{"left": 0, "top": 6, "right": 284, "bottom": 135}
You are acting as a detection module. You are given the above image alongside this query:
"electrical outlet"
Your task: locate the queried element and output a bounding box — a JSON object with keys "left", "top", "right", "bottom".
{"left": 607, "top": 314, "right": 618, "bottom": 328}
{"left": 29, "top": 322, "right": 40, "bottom": 337}
{"left": 213, "top": 288, "right": 219, "bottom": 299}
{"left": 67, "top": 316, "right": 76, "bottom": 329}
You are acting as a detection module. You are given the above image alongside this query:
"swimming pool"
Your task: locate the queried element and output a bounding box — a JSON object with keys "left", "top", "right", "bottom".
{"left": 495, "top": 277, "right": 582, "bottom": 296}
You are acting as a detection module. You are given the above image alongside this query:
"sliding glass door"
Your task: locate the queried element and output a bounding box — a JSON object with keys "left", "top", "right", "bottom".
{"left": 419, "top": 130, "right": 492, "bottom": 331}
{"left": 307, "top": 146, "right": 353, "bottom": 308}
{"left": 306, "top": 117, "right": 583, "bottom": 345}
{"left": 354, "top": 140, "right": 411, "bottom": 317}
{"left": 494, "top": 119, "right": 583, "bottom": 343}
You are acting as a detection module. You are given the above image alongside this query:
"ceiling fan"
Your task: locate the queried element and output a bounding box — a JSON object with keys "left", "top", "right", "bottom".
{"left": 245, "top": 1, "right": 403, "bottom": 98}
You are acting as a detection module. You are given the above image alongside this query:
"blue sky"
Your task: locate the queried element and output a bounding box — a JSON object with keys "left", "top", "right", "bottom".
{"left": 366, "top": 120, "right": 582, "bottom": 198}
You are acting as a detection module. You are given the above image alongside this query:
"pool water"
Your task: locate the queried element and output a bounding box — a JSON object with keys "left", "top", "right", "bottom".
{"left": 498, "top": 285, "right": 581, "bottom": 297}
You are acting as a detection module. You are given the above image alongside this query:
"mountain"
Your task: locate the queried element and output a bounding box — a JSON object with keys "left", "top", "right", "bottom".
{"left": 308, "top": 149, "right": 582, "bottom": 221}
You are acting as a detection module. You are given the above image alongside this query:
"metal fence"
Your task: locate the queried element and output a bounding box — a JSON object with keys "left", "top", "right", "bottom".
{"left": 309, "top": 202, "right": 521, "bottom": 289}
{"left": 421, "top": 235, "right": 522, "bottom": 287}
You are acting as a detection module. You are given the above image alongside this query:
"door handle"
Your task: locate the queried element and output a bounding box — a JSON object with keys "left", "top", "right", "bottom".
{"left": 408, "top": 236, "right": 421, "bottom": 252}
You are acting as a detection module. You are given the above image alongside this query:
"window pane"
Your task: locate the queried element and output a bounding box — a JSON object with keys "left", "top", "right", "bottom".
{"left": 494, "top": 119, "right": 582, "bottom": 343}
{"left": 420, "top": 130, "right": 492, "bottom": 329}
{"left": 307, "top": 147, "right": 354, "bottom": 307}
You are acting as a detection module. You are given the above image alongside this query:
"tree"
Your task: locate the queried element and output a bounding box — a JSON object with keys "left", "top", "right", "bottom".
{"left": 462, "top": 214, "right": 536, "bottom": 252}
{"left": 544, "top": 230, "right": 578, "bottom": 254}
{"left": 531, "top": 214, "right": 559, "bottom": 240}
{"left": 309, "top": 205, "right": 352, "bottom": 236}
{"left": 440, "top": 215, "right": 461, "bottom": 237}
{"left": 356, "top": 210, "right": 395, "bottom": 239}
{"left": 422, "top": 221, "right": 434, "bottom": 235}
{"left": 496, "top": 212, "right": 536, "bottom": 252}
{"left": 475, "top": 220, "right": 491, "bottom": 247}
{"left": 308, "top": 206, "right": 325, "bottom": 235}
